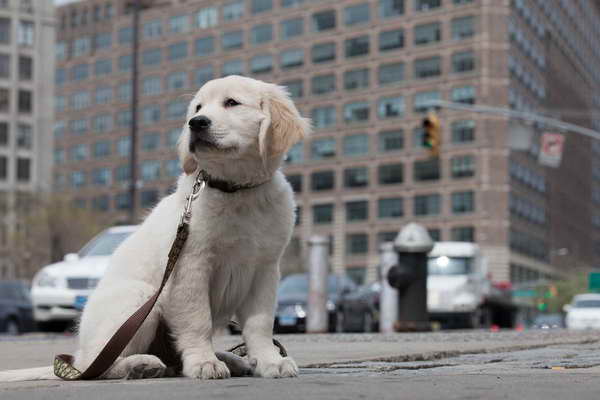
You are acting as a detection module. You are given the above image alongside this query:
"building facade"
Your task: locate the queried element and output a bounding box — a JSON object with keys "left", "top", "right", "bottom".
{"left": 53, "top": 0, "right": 600, "bottom": 285}
{"left": 0, "top": 0, "right": 55, "bottom": 278}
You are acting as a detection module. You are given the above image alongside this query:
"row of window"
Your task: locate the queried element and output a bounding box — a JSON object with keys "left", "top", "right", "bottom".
{"left": 0, "top": 156, "right": 31, "bottom": 182}
{"left": 509, "top": 228, "right": 548, "bottom": 262}
{"left": 0, "top": 18, "right": 35, "bottom": 46}
{"left": 509, "top": 160, "right": 546, "bottom": 193}
{"left": 59, "top": 2, "right": 114, "bottom": 30}
{"left": 509, "top": 192, "right": 546, "bottom": 225}
{"left": 71, "top": 190, "right": 161, "bottom": 212}
{"left": 0, "top": 122, "right": 34, "bottom": 150}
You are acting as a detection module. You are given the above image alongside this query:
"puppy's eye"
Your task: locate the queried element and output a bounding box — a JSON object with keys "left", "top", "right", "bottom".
{"left": 195, "top": 104, "right": 202, "bottom": 113}
{"left": 224, "top": 98, "right": 241, "bottom": 108}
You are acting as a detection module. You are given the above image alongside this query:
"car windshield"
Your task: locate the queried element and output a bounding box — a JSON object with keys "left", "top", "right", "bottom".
{"left": 574, "top": 299, "right": 600, "bottom": 308}
{"left": 79, "top": 231, "right": 133, "bottom": 257}
{"left": 428, "top": 256, "right": 473, "bottom": 275}
{"left": 277, "top": 275, "right": 338, "bottom": 296}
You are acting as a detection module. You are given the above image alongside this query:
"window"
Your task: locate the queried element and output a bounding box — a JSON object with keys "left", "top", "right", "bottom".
{"left": 141, "top": 160, "right": 161, "bottom": 181}
{"left": 54, "top": 121, "right": 66, "bottom": 139}
{"left": 453, "top": 0, "right": 473, "bottom": 4}
{"left": 281, "top": 18, "right": 303, "bottom": 40}
{"left": 118, "top": 82, "right": 132, "bottom": 102}
{"left": 71, "top": 91, "right": 90, "bottom": 110}
{"left": 452, "top": 16, "right": 475, "bottom": 40}
{"left": 285, "top": 142, "right": 303, "bottom": 164}
{"left": 56, "top": 42, "right": 67, "bottom": 61}
{"left": 95, "top": 86, "right": 112, "bottom": 104}
{"left": 142, "top": 105, "right": 161, "bottom": 125}
{"left": 311, "top": 170, "right": 335, "bottom": 191}
{"left": 452, "top": 50, "right": 475, "bottom": 72}
{"left": 345, "top": 3, "right": 370, "bottom": 25}
{"left": 70, "top": 144, "right": 87, "bottom": 161}
{"left": 0, "top": 18, "right": 10, "bottom": 44}
{"left": 93, "top": 114, "right": 112, "bottom": 133}
{"left": 347, "top": 233, "right": 368, "bottom": 255}
{"left": 451, "top": 155, "right": 475, "bottom": 178}
{"left": 142, "top": 133, "right": 160, "bottom": 151}
{"left": 415, "top": 56, "right": 441, "bottom": 78}
{"left": 18, "top": 90, "right": 32, "bottom": 113}
{"left": 18, "top": 21, "right": 34, "bottom": 46}
{"left": 414, "top": 22, "right": 441, "bottom": 45}
{"left": 71, "top": 171, "right": 86, "bottom": 188}
{"left": 378, "top": 96, "right": 404, "bottom": 119}
{"left": 414, "top": 90, "right": 440, "bottom": 113}
{"left": 287, "top": 174, "right": 302, "bottom": 192}
{"left": 344, "top": 102, "right": 370, "bottom": 123}
{"left": 311, "top": 137, "right": 336, "bottom": 159}
{"left": 346, "top": 200, "right": 368, "bottom": 221}
{"left": 193, "top": 38, "right": 213, "bottom": 59}
{"left": 377, "top": 1, "right": 405, "bottom": 18}
{"left": 119, "top": 54, "right": 132, "bottom": 71}
{"left": 344, "top": 167, "right": 369, "bottom": 188}
{"left": 223, "top": 59, "right": 244, "bottom": 76}
{"left": 451, "top": 120, "right": 475, "bottom": 143}
{"left": 167, "top": 72, "right": 187, "bottom": 91}
{"left": 143, "top": 19, "right": 162, "bottom": 39}
{"left": 377, "top": 231, "right": 398, "bottom": 245}
{"left": 223, "top": 1, "right": 244, "bottom": 22}
{"left": 93, "top": 59, "right": 112, "bottom": 78}
{"left": 312, "top": 74, "right": 336, "bottom": 95}
{"left": 452, "top": 85, "right": 476, "bottom": 104}
{"left": 0, "top": 88, "right": 8, "bottom": 111}
{"left": 414, "top": 158, "right": 440, "bottom": 181}
{"left": 16, "top": 124, "right": 32, "bottom": 149}
{"left": 92, "top": 195, "right": 110, "bottom": 212}
{"left": 71, "top": 119, "right": 89, "bottom": 135}
{"left": 0, "top": 122, "right": 7, "bottom": 147}
{"left": 95, "top": 32, "right": 112, "bottom": 50}
{"left": 452, "top": 191, "right": 474, "bottom": 213}
{"left": 56, "top": 68, "right": 66, "bottom": 86}
{"left": 379, "top": 130, "right": 404, "bottom": 151}
{"left": 165, "top": 159, "right": 182, "bottom": 178}
{"left": 252, "top": 24, "right": 273, "bottom": 45}
{"left": 451, "top": 226, "right": 474, "bottom": 242}
{"left": 379, "top": 28, "right": 404, "bottom": 51}
{"left": 281, "top": 48, "right": 304, "bottom": 69}
{"left": 222, "top": 30, "right": 244, "bottom": 50}
{"left": 378, "top": 62, "right": 404, "bottom": 85}
{"left": 251, "top": 0, "right": 272, "bottom": 14}
{"left": 0, "top": 54, "right": 9, "bottom": 78}
{"left": 119, "top": 27, "right": 133, "bottom": 44}
{"left": 117, "top": 110, "right": 132, "bottom": 128}
{"left": 344, "top": 68, "right": 369, "bottom": 90}
{"left": 313, "top": 204, "right": 334, "bottom": 224}
{"left": 0, "top": 156, "right": 5, "bottom": 180}
{"left": 116, "top": 137, "right": 131, "bottom": 157}
{"left": 345, "top": 35, "right": 369, "bottom": 58}
{"left": 73, "top": 37, "right": 91, "bottom": 57}
{"left": 142, "top": 48, "right": 161, "bottom": 66}
{"left": 142, "top": 76, "right": 162, "bottom": 96}
{"left": 16, "top": 158, "right": 31, "bottom": 182}
{"left": 93, "top": 141, "right": 111, "bottom": 158}
{"left": 196, "top": 7, "right": 218, "bottom": 29}
{"left": 415, "top": 0, "right": 441, "bottom": 12}
{"left": 413, "top": 127, "right": 426, "bottom": 148}
{"left": 170, "top": 15, "right": 189, "bottom": 33}
{"left": 414, "top": 194, "right": 441, "bottom": 216}
{"left": 379, "top": 198, "right": 403, "bottom": 218}
{"left": 71, "top": 63, "right": 89, "bottom": 81}
{"left": 140, "top": 190, "right": 159, "bottom": 208}
{"left": 196, "top": 65, "right": 214, "bottom": 86}
{"left": 19, "top": 56, "right": 32, "bottom": 80}
{"left": 312, "top": 42, "right": 336, "bottom": 63}
{"left": 313, "top": 10, "right": 336, "bottom": 32}
{"left": 283, "top": 0, "right": 305, "bottom": 7}
{"left": 168, "top": 42, "right": 188, "bottom": 61}
{"left": 343, "top": 134, "right": 369, "bottom": 156}
{"left": 250, "top": 54, "right": 273, "bottom": 74}
{"left": 378, "top": 163, "right": 403, "bottom": 184}
{"left": 166, "top": 128, "right": 180, "bottom": 148}
{"left": 283, "top": 79, "right": 303, "bottom": 98}
{"left": 311, "top": 106, "right": 336, "bottom": 129}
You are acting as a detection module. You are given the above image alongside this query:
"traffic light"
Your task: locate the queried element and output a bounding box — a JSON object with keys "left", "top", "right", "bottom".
{"left": 422, "top": 112, "right": 441, "bottom": 157}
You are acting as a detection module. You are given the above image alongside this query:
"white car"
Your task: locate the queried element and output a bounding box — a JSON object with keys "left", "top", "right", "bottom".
{"left": 565, "top": 293, "right": 600, "bottom": 330}
{"left": 31, "top": 225, "right": 137, "bottom": 331}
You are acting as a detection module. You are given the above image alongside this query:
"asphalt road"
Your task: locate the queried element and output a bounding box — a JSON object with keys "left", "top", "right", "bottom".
{"left": 1, "top": 330, "right": 600, "bottom": 400}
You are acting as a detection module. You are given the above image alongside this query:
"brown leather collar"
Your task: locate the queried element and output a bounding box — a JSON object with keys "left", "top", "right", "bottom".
{"left": 198, "top": 170, "right": 270, "bottom": 193}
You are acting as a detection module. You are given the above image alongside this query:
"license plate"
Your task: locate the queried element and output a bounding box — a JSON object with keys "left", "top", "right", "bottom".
{"left": 74, "top": 295, "right": 88, "bottom": 311}
{"left": 279, "top": 316, "right": 297, "bottom": 326}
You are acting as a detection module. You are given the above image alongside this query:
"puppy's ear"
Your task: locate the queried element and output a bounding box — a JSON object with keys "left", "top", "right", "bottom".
{"left": 259, "top": 85, "right": 311, "bottom": 162}
{"left": 177, "top": 127, "right": 198, "bottom": 175}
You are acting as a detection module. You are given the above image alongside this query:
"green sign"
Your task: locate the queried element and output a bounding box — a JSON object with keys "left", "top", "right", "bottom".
{"left": 589, "top": 273, "right": 600, "bottom": 291}
{"left": 513, "top": 289, "right": 537, "bottom": 298}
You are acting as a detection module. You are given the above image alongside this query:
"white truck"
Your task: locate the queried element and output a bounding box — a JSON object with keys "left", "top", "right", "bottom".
{"left": 427, "top": 242, "right": 515, "bottom": 328}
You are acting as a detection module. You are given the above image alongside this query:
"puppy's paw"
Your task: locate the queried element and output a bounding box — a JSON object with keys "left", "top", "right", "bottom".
{"left": 124, "top": 355, "right": 166, "bottom": 380}
{"left": 254, "top": 357, "right": 298, "bottom": 378}
{"left": 184, "top": 359, "right": 231, "bottom": 380}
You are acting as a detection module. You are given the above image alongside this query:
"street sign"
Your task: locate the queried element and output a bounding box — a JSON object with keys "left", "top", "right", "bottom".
{"left": 538, "top": 132, "right": 565, "bottom": 168}
{"left": 589, "top": 272, "right": 600, "bottom": 291}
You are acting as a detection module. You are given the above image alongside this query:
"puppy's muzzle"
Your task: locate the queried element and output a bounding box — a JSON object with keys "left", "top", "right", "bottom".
{"left": 188, "top": 116, "right": 216, "bottom": 151}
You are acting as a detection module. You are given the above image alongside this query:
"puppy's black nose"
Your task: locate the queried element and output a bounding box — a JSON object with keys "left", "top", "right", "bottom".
{"left": 189, "top": 116, "right": 211, "bottom": 131}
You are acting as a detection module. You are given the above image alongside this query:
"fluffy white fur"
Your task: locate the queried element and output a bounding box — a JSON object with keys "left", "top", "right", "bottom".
{"left": 0, "top": 76, "right": 310, "bottom": 382}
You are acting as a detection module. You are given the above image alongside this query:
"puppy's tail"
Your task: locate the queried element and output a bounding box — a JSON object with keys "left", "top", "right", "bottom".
{"left": 0, "top": 366, "right": 56, "bottom": 382}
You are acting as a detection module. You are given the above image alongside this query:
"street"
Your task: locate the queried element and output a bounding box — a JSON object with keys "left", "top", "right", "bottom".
{"left": 1, "top": 330, "right": 600, "bottom": 399}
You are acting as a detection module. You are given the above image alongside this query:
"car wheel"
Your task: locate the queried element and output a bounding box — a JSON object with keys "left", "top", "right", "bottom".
{"left": 363, "top": 313, "right": 373, "bottom": 333}
{"left": 5, "top": 319, "right": 20, "bottom": 335}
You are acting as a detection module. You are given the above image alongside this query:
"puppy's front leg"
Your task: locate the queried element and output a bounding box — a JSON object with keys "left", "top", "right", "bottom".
{"left": 237, "top": 265, "right": 298, "bottom": 378}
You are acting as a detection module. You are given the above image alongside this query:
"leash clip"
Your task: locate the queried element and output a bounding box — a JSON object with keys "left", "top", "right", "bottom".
{"left": 181, "top": 170, "right": 207, "bottom": 225}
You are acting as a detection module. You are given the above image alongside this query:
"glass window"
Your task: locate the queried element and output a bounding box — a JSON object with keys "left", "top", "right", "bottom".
{"left": 117, "top": 110, "right": 132, "bottom": 128}
{"left": 116, "top": 137, "right": 131, "bottom": 156}
{"left": 452, "top": 16, "right": 475, "bottom": 40}
{"left": 345, "top": 35, "right": 370, "bottom": 58}
{"left": 413, "top": 127, "right": 427, "bottom": 149}
{"left": 94, "top": 32, "right": 112, "bottom": 51}
{"left": 312, "top": 74, "right": 336, "bottom": 95}
{"left": 281, "top": 48, "right": 304, "bottom": 69}
{"left": 347, "top": 233, "right": 368, "bottom": 255}
{"left": 141, "top": 105, "right": 161, "bottom": 125}
{"left": 378, "top": 198, "right": 403, "bottom": 218}
{"left": 344, "top": 68, "right": 369, "bottom": 90}
{"left": 452, "top": 191, "right": 475, "bottom": 213}
{"left": 379, "top": 130, "right": 404, "bottom": 151}
{"left": 414, "top": 158, "right": 440, "bottom": 181}
{"left": 0, "top": 18, "right": 10, "bottom": 44}
{"left": 451, "top": 120, "right": 475, "bottom": 143}
{"left": 119, "top": 54, "right": 132, "bottom": 71}
{"left": 378, "top": 62, "right": 404, "bottom": 85}
{"left": 222, "top": 30, "right": 244, "bottom": 50}
{"left": 428, "top": 229, "right": 441, "bottom": 241}
{"left": 379, "top": 0, "right": 404, "bottom": 18}
{"left": 165, "top": 128, "right": 180, "bottom": 148}
{"left": 70, "top": 144, "right": 88, "bottom": 161}
{"left": 196, "top": 65, "right": 214, "bottom": 87}
{"left": 16, "top": 124, "right": 32, "bottom": 149}
{"left": 379, "top": 28, "right": 404, "bottom": 51}
{"left": 452, "top": 85, "right": 476, "bottom": 104}
{"left": 223, "top": 1, "right": 244, "bottom": 22}
{"left": 451, "top": 226, "right": 475, "bottom": 242}
{"left": 282, "top": 0, "right": 305, "bottom": 8}
{"left": 252, "top": 23, "right": 273, "bottom": 45}
{"left": 142, "top": 48, "right": 161, "bottom": 66}
{"left": 312, "top": 10, "right": 336, "bottom": 32}
{"left": 451, "top": 155, "right": 475, "bottom": 178}
{"left": 312, "top": 42, "right": 336, "bottom": 63}
{"left": 93, "top": 141, "right": 111, "bottom": 158}
{"left": 250, "top": 54, "right": 273, "bottom": 74}
{"left": 311, "top": 137, "right": 336, "bottom": 159}
{"left": 56, "top": 42, "right": 67, "bottom": 61}
{"left": 92, "top": 114, "right": 112, "bottom": 133}
{"left": 415, "top": 0, "right": 442, "bottom": 12}
{"left": 91, "top": 168, "right": 111, "bottom": 186}
{"left": 118, "top": 82, "right": 132, "bottom": 102}
{"left": 55, "top": 95, "right": 66, "bottom": 112}
{"left": 414, "top": 90, "right": 440, "bottom": 113}
{"left": 453, "top": 0, "right": 473, "bottom": 4}
{"left": 142, "top": 133, "right": 160, "bottom": 151}
{"left": 195, "top": 36, "right": 214, "bottom": 56}
{"left": 73, "top": 36, "right": 90, "bottom": 57}
{"left": 168, "top": 42, "right": 188, "bottom": 61}
{"left": 281, "top": 18, "right": 303, "bottom": 40}
{"left": 71, "top": 63, "right": 89, "bottom": 81}
{"left": 141, "top": 160, "right": 161, "bottom": 181}
{"left": 91, "top": 195, "right": 110, "bottom": 212}
{"left": 70, "top": 118, "right": 89, "bottom": 135}
{"left": 94, "top": 59, "right": 111, "bottom": 76}
{"left": 283, "top": 79, "right": 303, "bottom": 98}
{"left": 18, "top": 90, "right": 32, "bottom": 113}
{"left": 71, "top": 91, "right": 90, "bottom": 110}
{"left": 415, "top": 56, "right": 441, "bottom": 78}
{"left": 345, "top": 3, "right": 370, "bottom": 26}
{"left": 95, "top": 86, "right": 112, "bottom": 104}
{"left": 115, "top": 192, "right": 131, "bottom": 210}
{"left": 167, "top": 71, "right": 187, "bottom": 91}
{"left": 414, "top": 194, "right": 441, "bottom": 216}
{"left": 118, "top": 27, "right": 133, "bottom": 44}
{"left": 452, "top": 50, "right": 475, "bottom": 73}
{"left": 166, "top": 100, "right": 187, "bottom": 120}
{"left": 378, "top": 96, "right": 404, "bottom": 119}
{"left": 18, "top": 55, "right": 32, "bottom": 80}
{"left": 377, "top": 231, "right": 397, "bottom": 245}
{"left": 311, "top": 106, "right": 336, "bottom": 129}
{"left": 313, "top": 204, "right": 334, "bottom": 224}
{"left": 140, "top": 190, "right": 159, "bottom": 208}
{"left": 414, "top": 22, "right": 441, "bottom": 45}
{"left": 251, "top": 0, "right": 272, "bottom": 14}
{"left": 16, "top": 158, "right": 30, "bottom": 181}
{"left": 143, "top": 19, "right": 162, "bottom": 39}
{"left": 344, "top": 167, "right": 369, "bottom": 188}
{"left": 285, "top": 142, "right": 304, "bottom": 164}
{"left": 344, "top": 102, "right": 370, "bottom": 123}
{"left": 346, "top": 201, "right": 368, "bottom": 222}
{"left": 165, "top": 159, "right": 182, "bottom": 178}
{"left": 71, "top": 171, "right": 86, "bottom": 188}
{"left": 378, "top": 163, "right": 403, "bottom": 184}
{"left": 196, "top": 7, "right": 218, "bottom": 29}
{"left": 223, "top": 59, "right": 244, "bottom": 76}
{"left": 343, "top": 134, "right": 369, "bottom": 156}
{"left": 170, "top": 15, "right": 189, "bottom": 33}
{"left": 287, "top": 174, "right": 302, "bottom": 192}
{"left": 0, "top": 88, "right": 8, "bottom": 111}
{"left": 55, "top": 68, "right": 66, "bottom": 86}
{"left": 311, "top": 170, "right": 335, "bottom": 191}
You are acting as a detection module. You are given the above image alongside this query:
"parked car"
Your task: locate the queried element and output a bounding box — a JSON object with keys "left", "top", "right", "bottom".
{"left": 31, "top": 225, "right": 137, "bottom": 331}
{"left": 274, "top": 273, "right": 357, "bottom": 333}
{"left": 0, "top": 280, "right": 35, "bottom": 335}
{"left": 565, "top": 293, "right": 600, "bottom": 330}
{"left": 337, "top": 282, "right": 381, "bottom": 333}
{"left": 529, "top": 313, "right": 565, "bottom": 329}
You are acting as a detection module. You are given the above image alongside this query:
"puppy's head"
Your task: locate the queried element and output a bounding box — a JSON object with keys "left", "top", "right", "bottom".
{"left": 178, "top": 76, "right": 311, "bottom": 175}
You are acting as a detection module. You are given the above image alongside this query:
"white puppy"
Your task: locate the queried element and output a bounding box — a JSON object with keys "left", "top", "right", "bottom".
{"left": 0, "top": 76, "right": 310, "bottom": 382}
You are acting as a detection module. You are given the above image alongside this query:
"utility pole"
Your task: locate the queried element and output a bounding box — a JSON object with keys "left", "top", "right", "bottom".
{"left": 128, "top": 1, "right": 141, "bottom": 224}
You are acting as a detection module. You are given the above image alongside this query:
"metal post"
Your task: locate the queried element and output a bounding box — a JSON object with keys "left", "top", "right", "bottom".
{"left": 307, "top": 235, "right": 329, "bottom": 333}
{"left": 128, "top": 2, "right": 141, "bottom": 223}
{"left": 379, "top": 242, "right": 398, "bottom": 334}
